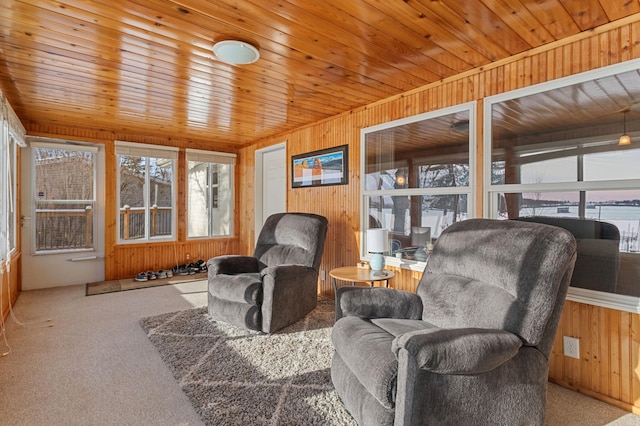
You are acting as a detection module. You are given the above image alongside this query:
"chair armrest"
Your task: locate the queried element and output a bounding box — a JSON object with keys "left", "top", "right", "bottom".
{"left": 260, "top": 264, "right": 312, "bottom": 280}
{"left": 207, "top": 255, "right": 259, "bottom": 275}
{"left": 392, "top": 328, "right": 523, "bottom": 374}
{"left": 335, "top": 287, "right": 423, "bottom": 321}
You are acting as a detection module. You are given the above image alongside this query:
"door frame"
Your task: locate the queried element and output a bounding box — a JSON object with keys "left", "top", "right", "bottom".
{"left": 20, "top": 138, "right": 105, "bottom": 290}
{"left": 254, "top": 142, "right": 287, "bottom": 239}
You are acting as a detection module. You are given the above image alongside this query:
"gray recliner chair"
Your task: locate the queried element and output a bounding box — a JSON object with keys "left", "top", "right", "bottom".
{"left": 207, "top": 212, "right": 328, "bottom": 333}
{"left": 331, "top": 218, "right": 577, "bottom": 425}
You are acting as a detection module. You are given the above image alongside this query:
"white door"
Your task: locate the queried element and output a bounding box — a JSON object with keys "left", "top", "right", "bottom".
{"left": 255, "top": 142, "right": 286, "bottom": 237}
{"left": 21, "top": 139, "right": 105, "bottom": 290}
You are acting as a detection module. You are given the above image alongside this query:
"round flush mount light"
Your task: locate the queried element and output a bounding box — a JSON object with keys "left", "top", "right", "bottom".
{"left": 213, "top": 40, "right": 260, "bottom": 65}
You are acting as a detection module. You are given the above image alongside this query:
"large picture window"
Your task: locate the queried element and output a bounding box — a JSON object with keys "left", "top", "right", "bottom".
{"left": 485, "top": 60, "right": 640, "bottom": 299}
{"left": 115, "top": 141, "right": 177, "bottom": 243}
{"left": 361, "top": 103, "right": 476, "bottom": 266}
{"left": 186, "top": 149, "right": 235, "bottom": 238}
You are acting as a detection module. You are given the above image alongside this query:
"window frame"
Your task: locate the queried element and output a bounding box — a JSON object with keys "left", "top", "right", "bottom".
{"left": 115, "top": 141, "right": 178, "bottom": 244}
{"left": 483, "top": 58, "right": 640, "bottom": 313}
{"left": 185, "top": 148, "right": 236, "bottom": 239}
{"left": 29, "top": 141, "right": 99, "bottom": 254}
{"left": 0, "top": 112, "right": 6, "bottom": 262}
{"left": 8, "top": 134, "right": 17, "bottom": 254}
{"left": 1, "top": 94, "right": 25, "bottom": 262}
{"left": 360, "top": 102, "right": 477, "bottom": 271}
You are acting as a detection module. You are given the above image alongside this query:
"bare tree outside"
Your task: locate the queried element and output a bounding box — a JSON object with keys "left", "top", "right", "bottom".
{"left": 419, "top": 163, "right": 469, "bottom": 224}
{"left": 34, "top": 147, "right": 95, "bottom": 251}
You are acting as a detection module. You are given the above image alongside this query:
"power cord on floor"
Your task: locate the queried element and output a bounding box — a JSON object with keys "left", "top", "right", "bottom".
{"left": 0, "top": 260, "right": 54, "bottom": 358}
{"left": 0, "top": 265, "right": 12, "bottom": 357}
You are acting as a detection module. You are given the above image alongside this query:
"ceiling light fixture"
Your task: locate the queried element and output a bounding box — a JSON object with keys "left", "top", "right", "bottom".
{"left": 212, "top": 40, "right": 260, "bottom": 65}
{"left": 619, "top": 111, "right": 631, "bottom": 146}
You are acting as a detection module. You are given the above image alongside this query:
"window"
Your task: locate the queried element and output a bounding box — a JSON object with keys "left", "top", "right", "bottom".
{"left": 7, "top": 134, "right": 19, "bottom": 254}
{"left": 361, "top": 103, "right": 476, "bottom": 266}
{"left": 115, "top": 141, "right": 177, "bottom": 243}
{"left": 31, "top": 142, "right": 97, "bottom": 252}
{"left": 1, "top": 94, "right": 25, "bottom": 262}
{"left": 0, "top": 112, "right": 6, "bottom": 261}
{"left": 485, "top": 61, "right": 640, "bottom": 298}
{"left": 186, "top": 149, "right": 235, "bottom": 238}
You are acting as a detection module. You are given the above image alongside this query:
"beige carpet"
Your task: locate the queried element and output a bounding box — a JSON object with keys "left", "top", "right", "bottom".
{"left": 86, "top": 271, "right": 207, "bottom": 295}
{"left": 1, "top": 280, "right": 639, "bottom": 425}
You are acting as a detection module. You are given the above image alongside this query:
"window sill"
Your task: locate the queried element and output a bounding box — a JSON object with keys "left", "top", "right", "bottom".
{"left": 369, "top": 256, "right": 640, "bottom": 314}
{"left": 363, "top": 255, "right": 428, "bottom": 272}
{"left": 566, "top": 286, "right": 640, "bottom": 314}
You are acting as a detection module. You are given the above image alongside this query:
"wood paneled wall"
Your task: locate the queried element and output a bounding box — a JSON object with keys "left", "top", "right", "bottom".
{"left": 551, "top": 301, "right": 640, "bottom": 413}
{"left": 0, "top": 257, "right": 20, "bottom": 322}
{"left": 238, "top": 17, "right": 640, "bottom": 411}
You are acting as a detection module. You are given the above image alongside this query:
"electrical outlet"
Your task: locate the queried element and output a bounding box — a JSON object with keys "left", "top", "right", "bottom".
{"left": 563, "top": 336, "right": 580, "bottom": 359}
{"left": 186, "top": 253, "right": 190, "bottom": 260}
{"left": 320, "top": 270, "right": 326, "bottom": 281}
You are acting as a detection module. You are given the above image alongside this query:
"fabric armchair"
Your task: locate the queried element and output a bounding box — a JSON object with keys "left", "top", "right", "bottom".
{"left": 207, "top": 212, "right": 328, "bottom": 333}
{"left": 331, "top": 218, "right": 577, "bottom": 425}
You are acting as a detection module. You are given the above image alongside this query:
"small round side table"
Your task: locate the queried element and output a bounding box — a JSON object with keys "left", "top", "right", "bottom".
{"left": 329, "top": 266, "right": 395, "bottom": 295}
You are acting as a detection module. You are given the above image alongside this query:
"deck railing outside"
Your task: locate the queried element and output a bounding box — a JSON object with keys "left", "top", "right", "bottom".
{"left": 35, "top": 206, "right": 93, "bottom": 251}
{"left": 35, "top": 205, "right": 172, "bottom": 251}
{"left": 119, "top": 205, "right": 172, "bottom": 240}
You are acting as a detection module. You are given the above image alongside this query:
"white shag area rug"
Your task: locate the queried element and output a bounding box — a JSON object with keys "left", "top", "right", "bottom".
{"left": 139, "top": 298, "right": 356, "bottom": 425}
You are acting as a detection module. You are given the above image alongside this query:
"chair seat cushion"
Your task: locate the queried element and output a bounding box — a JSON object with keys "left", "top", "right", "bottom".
{"left": 332, "top": 316, "right": 430, "bottom": 409}
{"left": 208, "top": 272, "right": 263, "bottom": 305}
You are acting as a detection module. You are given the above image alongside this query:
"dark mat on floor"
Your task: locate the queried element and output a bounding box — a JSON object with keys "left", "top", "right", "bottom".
{"left": 86, "top": 272, "right": 207, "bottom": 296}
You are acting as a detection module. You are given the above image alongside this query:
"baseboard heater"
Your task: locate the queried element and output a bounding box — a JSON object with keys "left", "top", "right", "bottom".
{"left": 67, "top": 255, "right": 103, "bottom": 262}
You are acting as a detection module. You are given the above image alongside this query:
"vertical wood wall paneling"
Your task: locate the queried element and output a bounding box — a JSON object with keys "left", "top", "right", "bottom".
{"left": 0, "top": 258, "right": 19, "bottom": 321}
{"left": 237, "top": 144, "right": 254, "bottom": 257}
{"left": 550, "top": 302, "right": 640, "bottom": 413}
{"left": 177, "top": 150, "right": 186, "bottom": 242}
{"left": 104, "top": 140, "right": 117, "bottom": 280}
{"left": 239, "top": 20, "right": 640, "bottom": 412}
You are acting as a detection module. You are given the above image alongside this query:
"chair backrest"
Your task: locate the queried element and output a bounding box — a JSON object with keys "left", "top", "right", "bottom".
{"left": 514, "top": 216, "right": 620, "bottom": 293}
{"left": 417, "top": 219, "right": 576, "bottom": 355}
{"left": 253, "top": 212, "right": 328, "bottom": 271}
{"left": 513, "top": 216, "right": 619, "bottom": 241}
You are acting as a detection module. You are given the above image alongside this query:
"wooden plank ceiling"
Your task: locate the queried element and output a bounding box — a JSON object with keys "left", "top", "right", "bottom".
{"left": 0, "top": 0, "right": 639, "bottom": 148}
